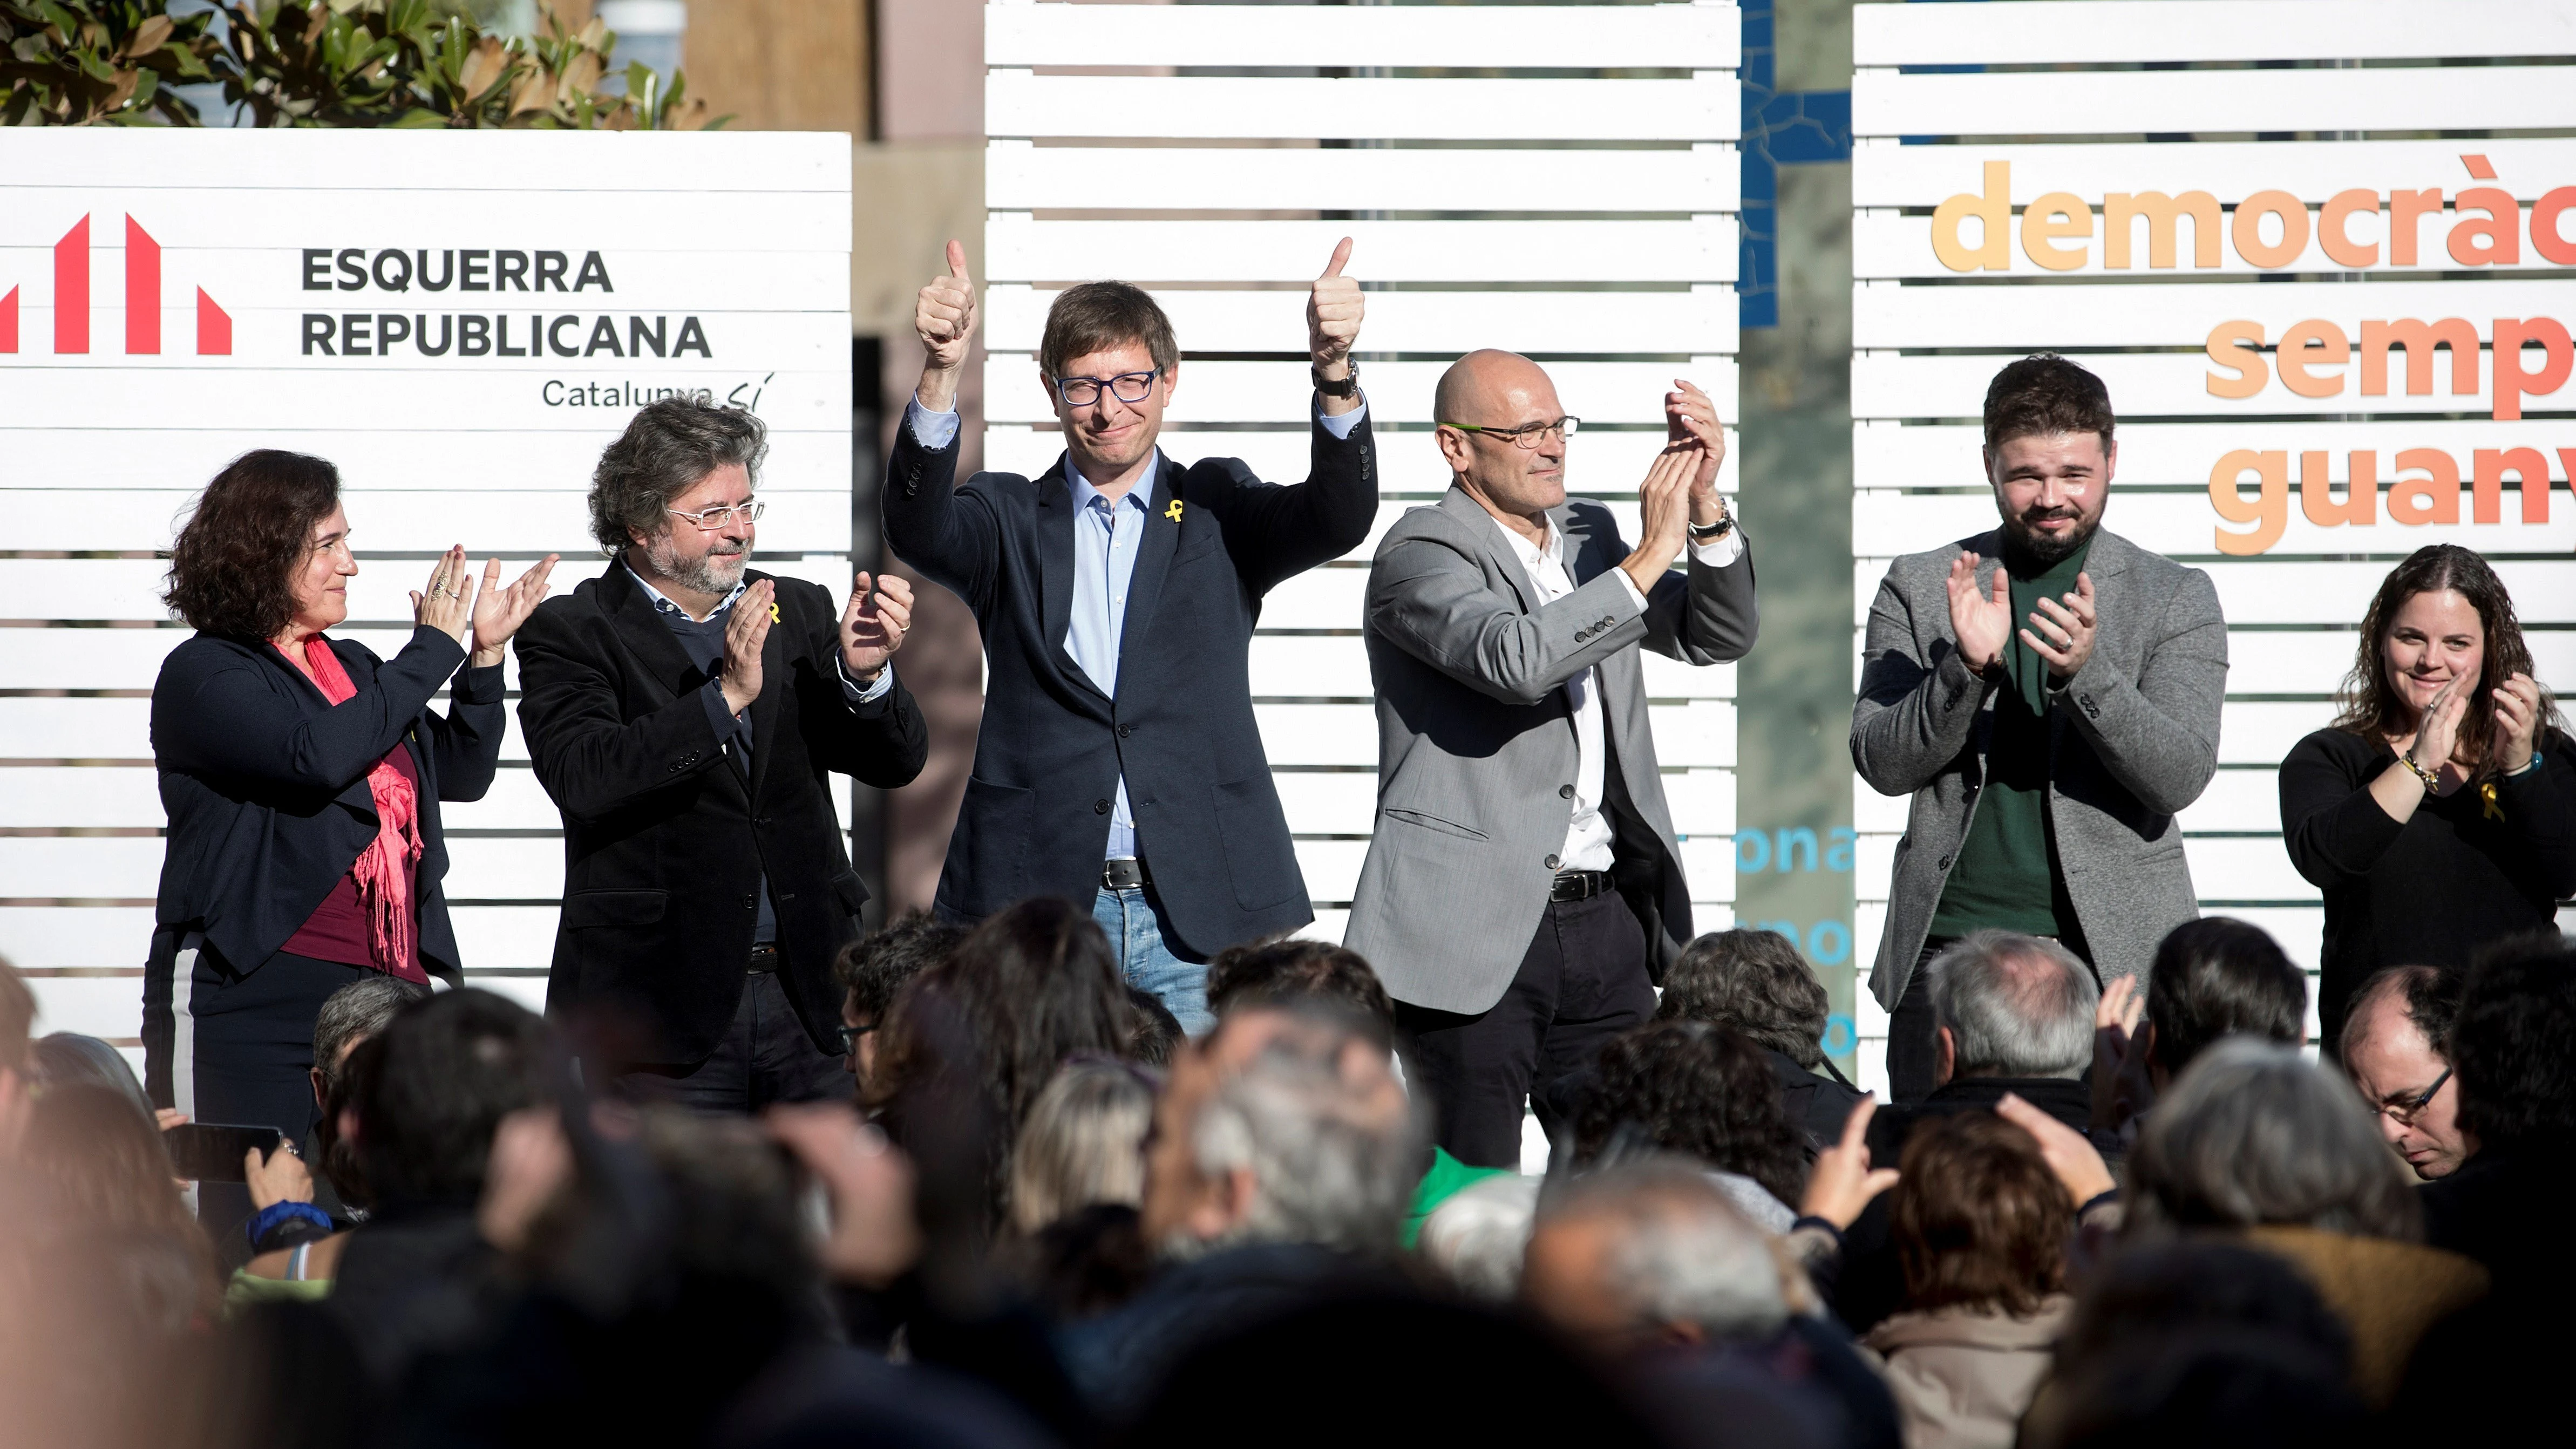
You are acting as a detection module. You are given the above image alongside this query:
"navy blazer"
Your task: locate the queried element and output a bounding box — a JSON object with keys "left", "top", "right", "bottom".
{"left": 883, "top": 411, "right": 1377, "bottom": 955}
{"left": 148, "top": 627, "right": 504, "bottom": 984}
{"left": 514, "top": 564, "right": 928, "bottom": 1063}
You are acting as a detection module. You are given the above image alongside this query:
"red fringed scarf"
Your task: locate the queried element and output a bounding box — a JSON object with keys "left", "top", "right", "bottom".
{"left": 288, "top": 636, "right": 427, "bottom": 982}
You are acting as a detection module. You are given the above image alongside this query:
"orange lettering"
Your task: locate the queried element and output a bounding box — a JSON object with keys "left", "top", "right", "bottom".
{"left": 2209, "top": 450, "right": 2288, "bottom": 555}
{"left": 2205, "top": 321, "right": 2268, "bottom": 398}
{"left": 2536, "top": 187, "right": 2576, "bottom": 267}
{"left": 2233, "top": 191, "right": 2310, "bottom": 269}
{"left": 2277, "top": 319, "right": 2349, "bottom": 398}
{"left": 2389, "top": 448, "right": 2461, "bottom": 526}
{"left": 2103, "top": 192, "right": 2222, "bottom": 269}
{"left": 1933, "top": 161, "right": 2013, "bottom": 273}
{"left": 2020, "top": 192, "right": 2091, "bottom": 270}
{"left": 2492, "top": 317, "right": 2573, "bottom": 421}
{"left": 2389, "top": 189, "right": 2444, "bottom": 266}
{"left": 2473, "top": 447, "right": 2553, "bottom": 525}
{"left": 2449, "top": 187, "right": 2521, "bottom": 267}
{"left": 2320, "top": 189, "right": 2382, "bottom": 267}
{"left": 2301, "top": 450, "right": 2377, "bottom": 527}
{"left": 2360, "top": 318, "right": 2480, "bottom": 396}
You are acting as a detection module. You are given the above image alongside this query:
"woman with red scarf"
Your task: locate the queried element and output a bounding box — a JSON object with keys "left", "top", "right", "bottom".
{"left": 144, "top": 450, "right": 555, "bottom": 1242}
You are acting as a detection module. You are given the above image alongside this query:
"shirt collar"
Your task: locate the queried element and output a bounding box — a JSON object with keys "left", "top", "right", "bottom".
{"left": 624, "top": 561, "right": 748, "bottom": 623}
{"left": 1484, "top": 508, "right": 1562, "bottom": 570}
{"left": 1069, "top": 452, "right": 1162, "bottom": 514}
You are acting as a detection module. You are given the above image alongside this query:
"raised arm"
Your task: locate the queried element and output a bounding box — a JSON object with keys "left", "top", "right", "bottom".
{"left": 1850, "top": 562, "right": 1994, "bottom": 798}
{"left": 426, "top": 553, "right": 559, "bottom": 803}
{"left": 157, "top": 628, "right": 465, "bottom": 792}
{"left": 1218, "top": 239, "right": 1379, "bottom": 596}
{"left": 881, "top": 240, "right": 1003, "bottom": 613}
{"left": 1368, "top": 530, "right": 1647, "bottom": 709}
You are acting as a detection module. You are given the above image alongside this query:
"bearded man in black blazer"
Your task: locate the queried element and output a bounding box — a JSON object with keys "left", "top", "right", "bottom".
{"left": 516, "top": 399, "right": 928, "bottom": 1110}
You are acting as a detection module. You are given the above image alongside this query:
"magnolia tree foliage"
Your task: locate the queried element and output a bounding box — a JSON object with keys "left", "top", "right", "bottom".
{"left": 3, "top": 0, "right": 718, "bottom": 128}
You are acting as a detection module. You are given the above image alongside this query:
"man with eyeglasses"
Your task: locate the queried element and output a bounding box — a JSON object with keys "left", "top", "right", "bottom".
{"left": 515, "top": 398, "right": 929, "bottom": 1112}
{"left": 2340, "top": 962, "right": 2474, "bottom": 1179}
{"left": 883, "top": 239, "right": 1375, "bottom": 1032}
{"left": 1342, "top": 348, "right": 1757, "bottom": 1168}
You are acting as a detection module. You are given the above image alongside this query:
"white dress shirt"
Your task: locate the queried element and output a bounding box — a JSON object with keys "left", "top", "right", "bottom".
{"left": 1486, "top": 507, "right": 1744, "bottom": 874}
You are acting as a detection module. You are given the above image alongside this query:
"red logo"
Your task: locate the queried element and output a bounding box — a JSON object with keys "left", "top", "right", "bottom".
{"left": 1, "top": 214, "right": 230, "bottom": 356}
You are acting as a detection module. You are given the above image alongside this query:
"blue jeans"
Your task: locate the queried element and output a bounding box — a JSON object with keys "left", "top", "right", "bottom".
{"left": 1093, "top": 886, "right": 1212, "bottom": 1036}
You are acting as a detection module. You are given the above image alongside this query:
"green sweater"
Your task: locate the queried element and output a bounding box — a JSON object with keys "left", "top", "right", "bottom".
{"left": 1929, "top": 539, "right": 2092, "bottom": 940}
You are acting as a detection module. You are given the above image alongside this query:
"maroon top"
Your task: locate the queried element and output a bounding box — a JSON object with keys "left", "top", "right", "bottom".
{"left": 281, "top": 742, "right": 422, "bottom": 976}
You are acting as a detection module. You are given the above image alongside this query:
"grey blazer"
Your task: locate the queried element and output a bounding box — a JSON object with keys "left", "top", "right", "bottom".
{"left": 1344, "top": 487, "right": 1758, "bottom": 1015}
{"left": 1852, "top": 527, "right": 2228, "bottom": 1009}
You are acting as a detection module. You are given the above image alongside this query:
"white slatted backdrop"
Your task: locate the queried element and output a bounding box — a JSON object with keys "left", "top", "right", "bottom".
{"left": 0, "top": 130, "right": 854, "bottom": 1069}
{"left": 1849, "top": 1, "right": 2576, "bottom": 1090}
{"left": 980, "top": 0, "right": 1742, "bottom": 948}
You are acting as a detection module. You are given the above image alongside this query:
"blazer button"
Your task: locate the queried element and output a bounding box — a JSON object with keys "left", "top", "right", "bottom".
{"left": 1560, "top": 784, "right": 1575, "bottom": 799}
{"left": 1936, "top": 854, "right": 1953, "bottom": 869}
{"left": 1095, "top": 799, "right": 1111, "bottom": 814}
{"left": 740, "top": 893, "right": 756, "bottom": 910}
{"left": 1117, "top": 724, "right": 1133, "bottom": 738}
{"left": 1545, "top": 853, "right": 1561, "bottom": 870}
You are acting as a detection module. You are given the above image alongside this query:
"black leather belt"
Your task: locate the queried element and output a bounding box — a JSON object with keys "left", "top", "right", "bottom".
{"left": 747, "top": 943, "right": 779, "bottom": 973}
{"left": 1550, "top": 869, "right": 1614, "bottom": 902}
{"left": 1102, "top": 857, "right": 1150, "bottom": 890}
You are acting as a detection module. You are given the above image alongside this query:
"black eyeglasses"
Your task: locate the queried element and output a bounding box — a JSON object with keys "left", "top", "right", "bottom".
{"left": 1053, "top": 370, "right": 1160, "bottom": 407}
{"left": 1440, "top": 416, "right": 1581, "bottom": 450}
{"left": 2375, "top": 1066, "right": 2452, "bottom": 1127}
{"left": 834, "top": 1021, "right": 878, "bottom": 1055}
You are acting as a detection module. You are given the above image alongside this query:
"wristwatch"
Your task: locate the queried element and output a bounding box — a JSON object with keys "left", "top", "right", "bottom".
{"left": 1312, "top": 361, "right": 1360, "bottom": 399}
{"left": 1689, "top": 511, "right": 1734, "bottom": 542}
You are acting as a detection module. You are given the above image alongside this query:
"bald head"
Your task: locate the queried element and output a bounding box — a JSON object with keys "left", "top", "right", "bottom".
{"left": 1432, "top": 349, "right": 1571, "bottom": 528}
{"left": 1434, "top": 349, "right": 1549, "bottom": 428}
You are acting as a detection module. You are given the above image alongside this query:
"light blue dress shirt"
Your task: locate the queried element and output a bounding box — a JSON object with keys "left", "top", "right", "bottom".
{"left": 906, "top": 394, "right": 1367, "bottom": 862}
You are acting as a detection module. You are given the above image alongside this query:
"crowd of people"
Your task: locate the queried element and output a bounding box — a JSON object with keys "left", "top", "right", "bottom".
{"left": 8, "top": 232, "right": 2560, "bottom": 1445}
{"left": 7, "top": 911, "right": 2575, "bottom": 1447}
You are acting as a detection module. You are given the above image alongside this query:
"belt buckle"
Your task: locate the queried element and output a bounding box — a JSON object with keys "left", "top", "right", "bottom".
{"left": 747, "top": 944, "right": 778, "bottom": 973}
{"left": 1102, "top": 857, "right": 1148, "bottom": 891}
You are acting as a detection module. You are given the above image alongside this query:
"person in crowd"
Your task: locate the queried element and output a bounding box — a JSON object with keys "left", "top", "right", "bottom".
{"left": 1656, "top": 928, "right": 1863, "bottom": 1152}
{"left": 2090, "top": 916, "right": 2305, "bottom": 1135}
{"left": 143, "top": 449, "right": 554, "bottom": 1236}
{"left": 833, "top": 910, "right": 967, "bottom": 1094}
{"left": 1523, "top": 1156, "right": 1901, "bottom": 1449}
{"left": 515, "top": 398, "right": 927, "bottom": 1112}
{"left": 1125, "top": 987, "right": 1184, "bottom": 1068}
{"left": 864, "top": 897, "right": 1140, "bottom": 1224}
{"left": 1832, "top": 932, "right": 2103, "bottom": 1331}
{"left": 1417, "top": 1173, "right": 1544, "bottom": 1302}
{"left": 1057, "top": 1002, "right": 1420, "bottom": 1423}
{"left": 886, "top": 240, "right": 1374, "bottom": 1035}
{"left": 2118, "top": 1038, "right": 2480, "bottom": 1404}
{"left": 1862, "top": 1113, "right": 2073, "bottom": 1449}
{"left": 1205, "top": 936, "right": 1397, "bottom": 1040}
{"left": 0, "top": 953, "right": 32, "bottom": 1158}
{"left": 2021, "top": 1241, "right": 2367, "bottom": 1449}
{"left": 2338, "top": 963, "right": 2471, "bottom": 1180}
{"left": 1008, "top": 1057, "right": 1158, "bottom": 1237}
{"left": 2279, "top": 544, "right": 2574, "bottom": 1045}
{"left": 1346, "top": 347, "right": 1756, "bottom": 1169}
{"left": 1853, "top": 355, "right": 2226, "bottom": 1104}
{"left": 18, "top": 1081, "right": 216, "bottom": 1281}
{"left": 327, "top": 988, "right": 555, "bottom": 1386}
{"left": 2418, "top": 933, "right": 2576, "bottom": 1284}
{"left": 1569, "top": 1020, "right": 1810, "bottom": 1229}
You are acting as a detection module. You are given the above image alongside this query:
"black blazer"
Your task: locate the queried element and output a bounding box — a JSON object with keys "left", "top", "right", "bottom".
{"left": 514, "top": 564, "right": 927, "bottom": 1063}
{"left": 883, "top": 412, "right": 1377, "bottom": 955}
{"left": 148, "top": 627, "right": 502, "bottom": 982}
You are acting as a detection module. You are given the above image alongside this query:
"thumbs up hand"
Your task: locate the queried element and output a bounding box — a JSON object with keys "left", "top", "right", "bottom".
{"left": 1306, "top": 236, "right": 1363, "bottom": 380}
{"left": 914, "top": 240, "right": 978, "bottom": 410}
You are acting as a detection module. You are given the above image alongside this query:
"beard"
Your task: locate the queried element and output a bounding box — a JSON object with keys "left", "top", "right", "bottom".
{"left": 2001, "top": 502, "right": 2100, "bottom": 566}
{"left": 644, "top": 532, "right": 751, "bottom": 596}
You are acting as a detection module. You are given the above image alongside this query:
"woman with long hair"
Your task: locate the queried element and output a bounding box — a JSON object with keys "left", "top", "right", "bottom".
{"left": 2280, "top": 544, "right": 2573, "bottom": 1045}
{"left": 144, "top": 449, "right": 555, "bottom": 1241}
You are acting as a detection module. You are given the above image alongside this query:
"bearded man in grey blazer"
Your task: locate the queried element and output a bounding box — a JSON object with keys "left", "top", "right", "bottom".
{"left": 1853, "top": 355, "right": 2227, "bottom": 1105}
{"left": 1344, "top": 350, "right": 1757, "bottom": 1167}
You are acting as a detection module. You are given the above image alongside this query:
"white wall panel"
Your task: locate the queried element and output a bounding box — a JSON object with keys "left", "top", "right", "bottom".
{"left": 989, "top": 3, "right": 1740, "bottom": 70}
{"left": 1853, "top": 66, "right": 2573, "bottom": 139}
{"left": 989, "top": 73, "right": 1737, "bottom": 144}
{"left": 986, "top": 283, "right": 1740, "bottom": 358}
{"left": 1852, "top": 489, "right": 2576, "bottom": 564}
{"left": 1852, "top": 557, "right": 2576, "bottom": 630}
{"left": 1857, "top": 280, "right": 2576, "bottom": 351}
{"left": 986, "top": 358, "right": 1742, "bottom": 428}
{"left": 1858, "top": 419, "right": 2576, "bottom": 488}
{"left": 987, "top": 216, "right": 1736, "bottom": 286}
{"left": 988, "top": 144, "right": 1738, "bottom": 216}
{"left": 1855, "top": 1, "right": 2576, "bottom": 66}
{"left": 1852, "top": 351, "right": 2565, "bottom": 421}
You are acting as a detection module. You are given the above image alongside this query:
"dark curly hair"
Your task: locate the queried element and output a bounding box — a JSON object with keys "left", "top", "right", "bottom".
{"left": 1571, "top": 1020, "right": 1807, "bottom": 1208}
{"left": 587, "top": 398, "right": 769, "bottom": 556}
{"left": 2330, "top": 544, "right": 2562, "bottom": 779}
{"left": 1206, "top": 936, "right": 1395, "bottom": 1043}
{"left": 162, "top": 450, "right": 342, "bottom": 640}
{"left": 1654, "top": 929, "right": 1831, "bottom": 1068}
{"left": 1983, "top": 353, "right": 2114, "bottom": 453}
{"left": 1891, "top": 1113, "right": 2071, "bottom": 1316}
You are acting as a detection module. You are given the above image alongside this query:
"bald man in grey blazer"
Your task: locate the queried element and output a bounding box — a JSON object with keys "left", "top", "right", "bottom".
{"left": 1344, "top": 351, "right": 1757, "bottom": 1167}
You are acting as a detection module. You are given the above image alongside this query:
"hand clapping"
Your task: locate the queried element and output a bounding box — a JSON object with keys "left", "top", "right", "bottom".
{"left": 841, "top": 572, "right": 913, "bottom": 684}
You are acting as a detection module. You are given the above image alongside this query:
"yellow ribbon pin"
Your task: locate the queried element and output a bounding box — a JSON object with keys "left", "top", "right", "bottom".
{"left": 2481, "top": 780, "right": 2504, "bottom": 822}
{"left": 1164, "top": 499, "right": 1185, "bottom": 522}
{"left": 770, "top": 602, "right": 781, "bottom": 623}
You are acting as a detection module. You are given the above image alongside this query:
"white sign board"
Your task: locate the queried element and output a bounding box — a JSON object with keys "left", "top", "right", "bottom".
{"left": 1848, "top": 0, "right": 2576, "bottom": 1089}
{"left": 0, "top": 130, "right": 853, "bottom": 1061}
{"left": 981, "top": 2, "right": 1744, "bottom": 949}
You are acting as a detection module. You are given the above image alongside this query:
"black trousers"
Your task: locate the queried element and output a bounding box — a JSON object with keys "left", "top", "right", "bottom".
{"left": 612, "top": 967, "right": 848, "bottom": 1113}
{"left": 147, "top": 942, "right": 370, "bottom": 1250}
{"left": 1395, "top": 891, "right": 1656, "bottom": 1169}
